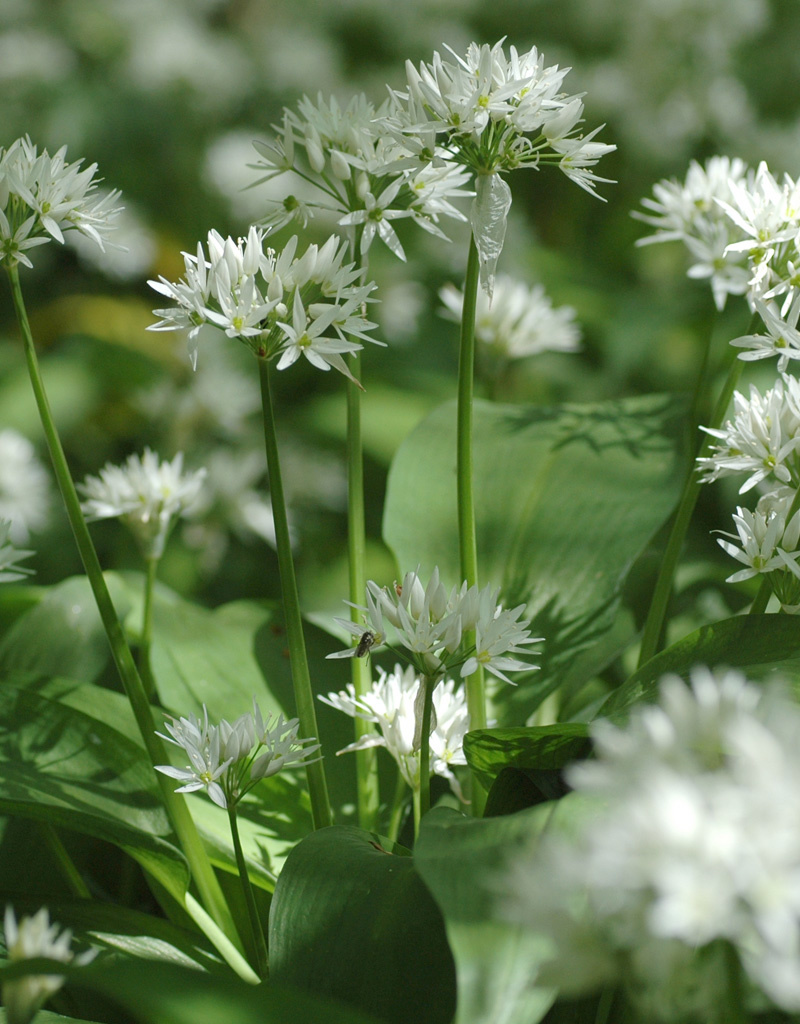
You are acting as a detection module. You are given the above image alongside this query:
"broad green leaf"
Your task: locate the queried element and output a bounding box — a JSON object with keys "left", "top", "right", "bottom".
{"left": 414, "top": 806, "right": 556, "bottom": 1024}
{"left": 598, "top": 614, "right": 800, "bottom": 722}
{"left": 0, "top": 574, "right": 132, "bottom": 683}
{"left": 0, "top": 896, "right": 224, "bottom": 973}
{"left": 464, "top": 724, "right": 591, "bottom": 791}
{"left": 269, "top": 825, "right": 456, "bottom": 1024}
{"left": 383, "top": 396, "right": 686, "bottom": 723}
{"left": 0, "top": 673, "right": 188, "bottom": 898}
{"left": 0, "top": 959, "right": 384, "bottom": 1024}
{"left": 0, "top": 1012, "right": 97, "bottom": 1024}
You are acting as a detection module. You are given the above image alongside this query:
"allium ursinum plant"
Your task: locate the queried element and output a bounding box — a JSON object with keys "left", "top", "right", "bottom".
{"left": 0, "top": 519, "right": 34, "bottom": 583}
{"left": 149, "top": 228, "right": 377, "bottom": 383}
{"left": 0, "top": 136, "right": 121, "bottom": 268}
{"left": 327, "top": 568, "right": 539, "bottom": 832}
{"left": 382, "top": 39, "right": 616, "bottom": 293}
{"left": 500, "top": 668, "right": 800, "bottom": 1020}
{"left": 439, "top": 273, "right": 581, "bottom": 364}
{"left": 3, "top": 140, "right": 238, "bottom": 953}
{"left": 78, "top": 448, "right": 206, "bottom": 561}
{"left": 320, "top": 664, "right": 470, "bottom": 835}
{"left": 250, "top": 93, "right": 473, "bottom": 261}
{"left": 634, "top": 155, "right": 753, "bottom": 311}
{"left": 156, "top": 702, "right": 320, "bottom": 976}
{"left": 2, "top": 906, "right": 96, "bottom": 1024}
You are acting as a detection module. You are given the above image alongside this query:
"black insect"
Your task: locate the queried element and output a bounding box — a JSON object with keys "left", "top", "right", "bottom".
{"left": 355, "top": 630, "right": 377, "bottom": 657}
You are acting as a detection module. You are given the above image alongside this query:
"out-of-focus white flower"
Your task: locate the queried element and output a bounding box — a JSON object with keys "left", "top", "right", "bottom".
{"left": 0, "top": 136, "right": 121, "bottom": 267}
{"left": 0, "top": 519, "right": 34, "bottom": 583}
{"left": 156, "top": 701, "right": 320, "bottom": 809}
{"left": 2, "top": 906, "right": 95, "bottom": 1024}
{"left": 148, "top": 229, "right": 378, "bottom": 380}
{"left": 633, "top": 156, "right": 752, "bottom": 310}
{"left": 500, "top": 668, "right": 800, "bottom": 1017}
{"left": 440, "top": 274, "right": 581, "bottom": 359}
{"left": 327, "top": 566, "right": 540, "bottom": 683}
{"left": 78, "top": 448, "right": 206, "bottom": 559}
{"left": 697, "top": 375, "right": 800, "bottom": 493}
{"left": 320, "top": 664, "right": 469, "bottom": 796}
{"left": 0, "top": 428, "right": 51, "bottom": 543}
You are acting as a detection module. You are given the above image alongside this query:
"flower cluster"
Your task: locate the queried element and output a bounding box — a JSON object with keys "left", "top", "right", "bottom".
{"left": 382, "top": 40, "right": 615, "bottom": 292}
{"left": 634, "top": 155, "right": 753, "bottom": 311}
{"left": 0, "top": 519, "right": 34, "bottom": 583}
{"left": 148, "top": 228, "right": 377, "bottom": 381}
{"left": 0, "top": 136, "right": 121, "bottom": 268}
{"left": 320, "top": 664, "right": 469, "bottom": 797}
{"left": 155, "top": 702, "right": 321, "bottom": 809}
{"left": 78, "top": 448, "right": 206, "bottom": 560}
{"left": 440, "top": 273, "right": 581, "bottom": 361}
{"left": 501, "top": 668, "right": 800, "bottom": 1018}
{"left": 3, "top": 906, "right": 96, "bottom": 1024}
{"left": 328, "top": 566, "right": 540, "bottom": 685}
{"left": 697, "top": 375, "right": 800, "bottom": 494}
{"left": 251, "top": 93, "right": 472, "bottom": 261}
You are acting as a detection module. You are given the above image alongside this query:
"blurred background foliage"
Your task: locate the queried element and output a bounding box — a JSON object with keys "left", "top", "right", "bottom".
{"left": 1, "top": 0, "right": 798, "bottom": 637}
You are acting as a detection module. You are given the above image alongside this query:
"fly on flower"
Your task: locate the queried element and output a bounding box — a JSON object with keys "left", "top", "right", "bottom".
{"left": 355, "top": 630, "right": 378, "bottom": 658}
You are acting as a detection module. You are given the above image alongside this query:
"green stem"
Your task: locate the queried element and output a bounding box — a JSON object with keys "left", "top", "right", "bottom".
{"left": 415, "top": 674, "right": 435, "bottom": 839}
{"left": 139, "top": 556, "right": 159, "bottom": 699}
{"left": 39, "top": 823, "right": 90, "bottom": 899}
{"left": 637, "top": 351, "right": 744, "bottom": 668}
{"left": 258, "top": 357, "right": 333, "bottom": 829}
{"left": 8, "top": 265, "right": 238, "bottom": 947}
{"left": 459, "top": 234, "right": 487, "bottom": 816}
{"left": 386, "top": 765, "right": 409, "bottom": 844}
{"left": 346, "top": 348, "right": 380, "bottom": 831}
{"left": 227, "top": 803, "right": 269, "bottom": 979}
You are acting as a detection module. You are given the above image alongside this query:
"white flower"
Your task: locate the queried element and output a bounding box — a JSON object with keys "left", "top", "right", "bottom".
{"left": 320, "top": 664, "right": 469, "bottom": 796}
{"left": 731, "top": 294, "right": 800, "bottom": 371}
{"left": 2, "top": 906, "right": 95, "bottom": 1024}
{"left": 0, "top": 519, "right": 34, "bottom": 583}
{"left": 440, "top": 274, "right": 581, "bottom": 359}
{"left": 148, "top": 230, "right": 377, "bottom": 381}
{"left": 156, "top": 701, "right": 320, "bottom": 809}
{"left": 0, "top": 136, "right": 121, "bottom": 266}
{"left": 500, "top": 668, "right": 800, "bottom": 1016}
{"left": 327, "top": 567, "right": 540, "bottom": 683}
{"left": 78, "top": 448, "right": 206, "bottom": 559}
{"left": 338, "top": 178, "right": 414, "bottom": 261}
{"left": 0, "top": 428, "right": 51, "bottom": 543}
{"left": 697, "top": 376, "right": 800, "bottom": 493}
{"left": 633, "top": 156, "right": 753, "bottom": 310}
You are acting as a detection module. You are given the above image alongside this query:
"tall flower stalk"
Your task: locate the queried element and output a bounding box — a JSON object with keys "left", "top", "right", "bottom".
{"left": 6, "top": 264, "right": 239, "bottom": 955}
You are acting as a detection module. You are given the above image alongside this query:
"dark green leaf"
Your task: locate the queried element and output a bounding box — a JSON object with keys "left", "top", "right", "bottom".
{"left": 599, "top": 614, "right": 800, "bottom": 722}
{"left": 464, "top": 724, "right": 591, "bottom": 791}
{"left": 383, "top": 395, "right": 687, "bottom": 722}
{"left": 269, "top": 825, "right": 456, "bottom": 1024}
{"left": 414, "top": 806, "right": 556, "bottom": 1024}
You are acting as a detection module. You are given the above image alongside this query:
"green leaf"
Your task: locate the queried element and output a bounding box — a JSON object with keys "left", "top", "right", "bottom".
{"left": 0, "top": 673, "right": 188, "bottom": 898}
{"left": 269, "top": 825, "right": 456, "bottom": 1024}
{"left": 0, "top": 896, "right": 224, "bottom": 973}
{"left": 414, "top": 806, "right": 556, "bottom": 1024}
{"left": 464, "top": 724, "right": 592, "bottom": 791}
{"left": 0, "top": 575, "right": 132, "bottom": 683}
{"left": 599, "top": 614, "right": 800, "bottom": 722}
{"left": 0, "top": 959, "right": 385, "bottom": 1024}
{"left": 0, "top": 1012, "right": 98, "bottom": 1024}
{"left": 383, "top": 396, "right": 686, "bottom": 722}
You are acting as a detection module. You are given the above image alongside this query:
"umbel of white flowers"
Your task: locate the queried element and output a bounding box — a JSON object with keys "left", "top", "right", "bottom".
{"left": 78, "top": 448, "right": 206, "bottom": 560}
{"left": 380, "top": 39, "right": 616, "bottom": 293}
{"left": 320, "top": 664, "right": 470, "bottom": 798}
{"left": 148, "top": 228, "right": 379, "bottom": 383}
{"left": 2, "top": 906, "right": 96, "bottom": 1024}
{"left": 327, "top": 567, "right": 541, "bottom": 684}
{"left": 155, "top": 701, "right": 321, "bottom": 809}
{"left": 0, "top": 135, "right": 121, "bottom": 269}
{"left": 500, "top": 668, "right": 800, "bottom": 1020}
